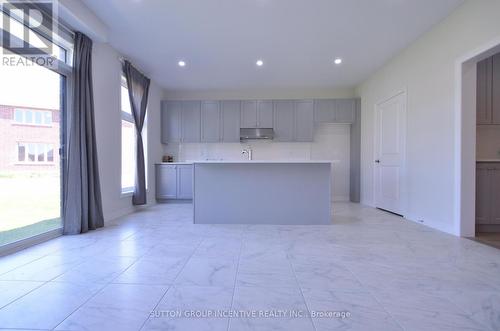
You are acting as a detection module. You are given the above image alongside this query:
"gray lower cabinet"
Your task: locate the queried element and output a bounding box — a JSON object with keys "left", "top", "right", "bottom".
{"left": 221, "top": 101, "right": 241, "bottom": 142}
{"left": 156, "top": 164, "right": 193, "bottom": 200}
{"left": 161, "top": 101, "right": 181, "bottom": 143}
{"left": 201, "top": 101, "right": 220, "bottom": 142}
{"left": 181, "top": 101, "right": 201, "bottom": 142}
{"left": 177, "top": 165, "right": 193, "bottom": 199}
{"left": 156, "top": 164, "right": 177, "bottom": 199}
{"left": 476, "top": 162, "right": 500, "bottom": 225}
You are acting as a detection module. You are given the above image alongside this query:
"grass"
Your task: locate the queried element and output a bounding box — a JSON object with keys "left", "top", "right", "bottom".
{"left": 0, "top": 218, "right": 61, "bottom": 246}
{"left": 0, "top": 172, "right": 61, "bottom": 246}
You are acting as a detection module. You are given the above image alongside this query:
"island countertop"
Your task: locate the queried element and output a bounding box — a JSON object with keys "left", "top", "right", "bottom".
{"left": 157, "top": 160, "right": 337, "bottom": 165}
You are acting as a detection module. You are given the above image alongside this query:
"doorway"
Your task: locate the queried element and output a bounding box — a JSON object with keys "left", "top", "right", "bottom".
{"left": 457, "top": 37, "right": 500, "bottom": 237}
{"left": 374, "top": 91, "right": 407, "bottom": 216}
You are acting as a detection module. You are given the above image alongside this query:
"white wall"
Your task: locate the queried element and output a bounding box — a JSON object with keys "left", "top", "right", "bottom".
{"left": 92, "top": 42, "right": 164, "bottom": 222}
{"left": 356, "top": 0, "right": 500, "bottom": 234}
{"left": 165, "top": 124, "right": 351, "bottom": 201}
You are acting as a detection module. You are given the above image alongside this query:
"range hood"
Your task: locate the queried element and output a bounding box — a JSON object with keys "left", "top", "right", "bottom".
{"left": 240, "top": 128, "right": 274, "bottom": 140}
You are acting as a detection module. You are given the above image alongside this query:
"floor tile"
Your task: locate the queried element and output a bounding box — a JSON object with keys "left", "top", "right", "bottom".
{"left": 175, "top": 257, "right": 237, "bottom": 287}
{"left": 0, "top": 281, "right": 104, "bottom": 329}
{"left": 113, "top": 256, "right": 186, "bottom": 285}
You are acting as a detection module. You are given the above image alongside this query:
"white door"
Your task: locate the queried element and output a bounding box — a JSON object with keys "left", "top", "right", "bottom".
{"left": 374, "top": 91, "right": 406, "bottom": 215}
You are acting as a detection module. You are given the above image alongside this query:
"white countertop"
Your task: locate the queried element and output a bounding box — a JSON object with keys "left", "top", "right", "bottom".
{"left": 156, "top": 160, "right": 337, "bottom": 165}
{"left": 192, "top": 160, "right": 334, "bottom": 164}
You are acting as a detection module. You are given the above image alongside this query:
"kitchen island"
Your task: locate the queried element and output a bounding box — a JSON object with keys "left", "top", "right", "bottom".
{"left": 193, "top": 161, "right": 331, "bottom": 225}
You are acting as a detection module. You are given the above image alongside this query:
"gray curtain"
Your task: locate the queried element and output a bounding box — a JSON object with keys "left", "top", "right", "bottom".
{"left": 123, "top": 60, "right": 150, "bottom": 205}
{"left": 63, "top": 32, "right": 104, "bottom": 234}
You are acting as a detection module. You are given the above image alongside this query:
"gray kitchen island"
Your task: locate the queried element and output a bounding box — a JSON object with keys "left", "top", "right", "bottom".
{"left": 193, "top": 161, "right": 331, "bottom": 225}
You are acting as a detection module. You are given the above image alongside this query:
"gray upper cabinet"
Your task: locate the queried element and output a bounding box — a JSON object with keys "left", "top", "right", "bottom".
{"left": 314, "top": 99, "right": 355, "bottom": 124}
{"left": 257, "top": 101, "right": 274, "bottom": 128}
{"left": 335, "top": 99, "right": 356, "bottom": 123}
{"left": 240, "top": 100, "right": 273, "bottom": 128}
{"left": 477, "top": 53, "right": 500, "bottom": 125}
{"left": 492, "top": 53, "right": 500, "bottom": 124}
{"left": 294, "top": 100, "right": 314, "bottom": 142}
{"left": 241, "top": 100, "right": 258, "bottom": 128}
{"left": 274, "top": 100, "right": 294, "bottom": 142}
{"left": 161, "top": 101, "right": 181, "bottom": 143}
{"left": 177, "top": 165, "right": 193, "bottom": 199}
{"left": 181, "top": 101, "right": 201, "bottom": 142}
{"left": 314, "top": 99, "right": 336, "bottom": 123}
{"left": 221, "top": 101, "right": 241, "bottom": 142}
{"left": 201, "top": 101, "right": 221, "bottom": 142}
{"left": 161, "top": 98, "right": 358, "bottom": 144}
{"left": 477, "top": 57, "right": 493, "bottom": 125}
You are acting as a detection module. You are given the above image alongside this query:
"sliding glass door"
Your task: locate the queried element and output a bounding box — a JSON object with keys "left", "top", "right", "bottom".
{"left": 0, "top": 48, "right": 67, "bottom": 247}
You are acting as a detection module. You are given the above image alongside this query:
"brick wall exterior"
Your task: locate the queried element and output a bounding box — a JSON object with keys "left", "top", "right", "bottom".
{"left": 0, "top": 104, "right": 60, "bottom": 173}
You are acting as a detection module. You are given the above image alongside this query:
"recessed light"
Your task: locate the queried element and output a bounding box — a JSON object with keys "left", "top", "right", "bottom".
{"left": 334, "top": 58, "right": 342, "bottom": 65}
{"left": 178, "top": 60, "right": 186, "bottom": 67}
{"left": 256, "top": 60, "right": 264, "bottom": 66}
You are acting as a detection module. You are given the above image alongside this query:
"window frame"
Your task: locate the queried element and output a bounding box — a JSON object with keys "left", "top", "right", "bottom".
{"left": 15, "top": 142, "right": 56, "bottom": 164}
{"left": 120, "top": 74, "right": 148, "bottom": 196}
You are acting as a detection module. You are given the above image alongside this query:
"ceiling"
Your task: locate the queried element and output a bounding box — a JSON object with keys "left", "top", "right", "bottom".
{"left": 81, "top": 0, "right": 464, "bottom": 92}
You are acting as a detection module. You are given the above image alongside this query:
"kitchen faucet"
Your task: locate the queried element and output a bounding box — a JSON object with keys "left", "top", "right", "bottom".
{"left": 241, "top": 147, "right": 253, "bottom": 161}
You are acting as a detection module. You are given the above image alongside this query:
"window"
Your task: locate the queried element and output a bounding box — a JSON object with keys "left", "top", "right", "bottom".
{"left": 121, "top": 75, "right": 148, "bottom": 194}
{"left": 17, "top": 143, "right": 55, "bottom": 163}
{"left": 13, "top": 109, "right": 52, "bottom": 126}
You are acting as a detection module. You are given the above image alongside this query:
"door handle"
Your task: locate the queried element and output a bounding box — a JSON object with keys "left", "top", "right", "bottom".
{"left": 375, "top": 160, "right": 380, "bottom": 163}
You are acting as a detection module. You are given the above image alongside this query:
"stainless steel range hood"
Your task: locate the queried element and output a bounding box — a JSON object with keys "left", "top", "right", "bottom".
{"left": 240, "top": 128, "right": 274, "bottom": 140}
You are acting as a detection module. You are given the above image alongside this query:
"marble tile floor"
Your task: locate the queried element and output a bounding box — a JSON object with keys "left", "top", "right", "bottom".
{"left": 0, "top": 202, "right": 499, "bottom": 331}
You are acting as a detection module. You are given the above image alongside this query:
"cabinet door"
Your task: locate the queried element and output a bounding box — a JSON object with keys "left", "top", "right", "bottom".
{"left": 156, "top": 165, "right": 177, "bottom": 199}
{"left": 314, "top": 99, "right": 335, "bottom": 123}
{"left": 177, "top": 165, "right": 193, "bottom": 199}
{"left": 335, "top": 99, "right": 356, "bottom": 123}
{"left": 201, "top": 101, "right": 221, "bottom": 142}
{"left": 476, "top": 164, "right": 491, "bottom": 224}
{"left": 241, "top": 100, "right": 257, "bottom": 128}
{"left": 477, "top": 57, "right": 493, "bottom": 125}
{"left": 294, "top": 100, "right": 314, "bottom": 142}
{"left": 492, "top": 53, "right": 500, "bottom": 124}
{"left": 221, "top": 101, "right": 241, "bottom": 142}
{"left": 273, "top": 100, "right": 294, "bottom": 142}
{"left": 491, "top": 166, "right": 500, "bottom": 224}
{"left": 161, "top": 101, "right": 181, "bottom": 143}
{"left": 257, "top": 100, "right": 273, "bottom": 127}
{"left": 181, "top": 101, "right": 201, "bottom": 142}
